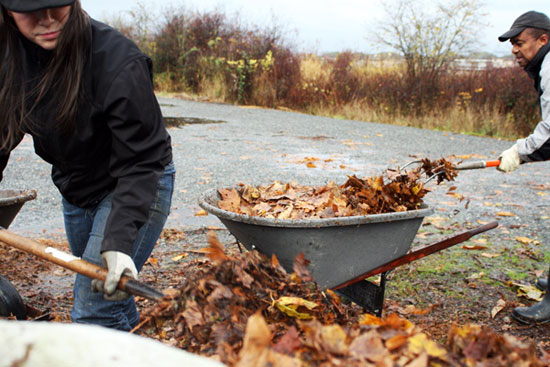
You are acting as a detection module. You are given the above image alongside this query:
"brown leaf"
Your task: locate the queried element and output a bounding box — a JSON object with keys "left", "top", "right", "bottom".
{"left": 218, "top": 188, "right": 241, "bottom": 213}
{"left": 405, "top": 352, "right": 428, "bottom": 367}
{"left": 293, "top": 253, "right": 313, "bottom": 281}
{"left": 515, "top": 236, "right": 534, "bottom": 245}
{"left": 206, "top": 231, "right": 231, "bottom": 263}
{"left": 491, "top": 299, "right": 507, "bottom": 319}
{"left": 461, "top": 244, "right": 488, "bottom": 250}
{"left": 237, "top": 313, "right": 301, "bottom": 367}
{"left": 385, "top": 334, "right": 409, "bottom": 351}
{"left": 182, "top": 300, "right": 205, "bottom": 330}
{"left": 349, "top": 330, "right": 390, "bottom": 363}
{"left": 273, "top": 326, "right": 302, "bottom": 354}
{"left": 206, "top": 284, "right": 234, "bottom": 303}
{"left": 320, "top": 324, "right": 348, "bottom": 355}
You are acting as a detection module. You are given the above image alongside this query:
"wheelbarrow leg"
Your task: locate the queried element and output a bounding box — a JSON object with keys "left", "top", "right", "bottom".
{"left": 334, "top": 271, "right": 388, "bottom": 317}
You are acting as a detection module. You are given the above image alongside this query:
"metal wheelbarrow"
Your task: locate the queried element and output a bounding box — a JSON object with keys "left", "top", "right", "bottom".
{"left": 0, "top": 189, "right": 37, "bottom": 320}
{"left": 198, "top": 188, "right": 497, "bottom": 316}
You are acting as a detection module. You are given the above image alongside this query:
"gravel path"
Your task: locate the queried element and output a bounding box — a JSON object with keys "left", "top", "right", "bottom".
{"left": 3, "top": 97, "right": 549, "bottom": 249}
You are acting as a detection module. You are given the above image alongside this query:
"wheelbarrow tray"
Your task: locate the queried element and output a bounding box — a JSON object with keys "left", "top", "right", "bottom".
{"left": 198, "top": 188, "right": 433, "bottom": 289}
{"left": 0, "top": 189, "right": 36, "bottom": 229}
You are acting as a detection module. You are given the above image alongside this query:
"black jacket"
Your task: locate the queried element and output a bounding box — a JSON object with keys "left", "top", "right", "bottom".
{"left": 0, "top": 19, "right": 173, "bottom": 255}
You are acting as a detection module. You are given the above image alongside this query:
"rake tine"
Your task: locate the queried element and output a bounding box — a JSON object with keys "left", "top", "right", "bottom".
{"left": 400, "top": 160, "right": 422, "bottom": 171}
{"left": 424, "top": 171, "right": 445, "bottom": 184}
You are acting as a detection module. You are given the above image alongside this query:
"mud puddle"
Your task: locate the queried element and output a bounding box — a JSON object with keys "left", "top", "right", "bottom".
{"left": 163, "top": 116, "right": 226, "bottom": 128}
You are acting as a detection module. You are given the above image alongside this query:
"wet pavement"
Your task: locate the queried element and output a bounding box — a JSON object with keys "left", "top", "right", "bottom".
{"left": 1, "top": 96, "right": 549, "bottom": 250}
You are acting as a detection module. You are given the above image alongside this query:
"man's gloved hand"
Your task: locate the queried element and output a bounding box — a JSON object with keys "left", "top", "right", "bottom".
{"left": 91, "top": 251, "right": 138, "bottom": 301}
{"left": 498, "top": 144, "right": 521, "bottom": 173}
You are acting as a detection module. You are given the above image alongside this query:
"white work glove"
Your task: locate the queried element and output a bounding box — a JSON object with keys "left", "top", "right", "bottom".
{"left": 498, "top": 144, "right": 521, "bottom": 173}
{"left": 91, "top": 251, "right": 138, "bottom": 301}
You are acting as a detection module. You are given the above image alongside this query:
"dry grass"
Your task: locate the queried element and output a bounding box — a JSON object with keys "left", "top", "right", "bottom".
{"left": 113, "top": 7, "right": 538, "bottom": 139}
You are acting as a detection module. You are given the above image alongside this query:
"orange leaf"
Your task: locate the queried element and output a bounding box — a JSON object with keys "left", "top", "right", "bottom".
{"left": 194, "top": 209, "right": 208, "bottom": 217}
{"left": 206, "top": 231, "right": 230, "bottom": 263}
{"left": 385, "top": 334, "right": 409, "bottom": 351}
{"left": 461, "top": 245, "right": 488, "bottom": 250}
{"left": 515, "top": 236, "right": 533, "bottom": 245}
{"left": 496, "top": 211, "right": 515, "bottom": 217}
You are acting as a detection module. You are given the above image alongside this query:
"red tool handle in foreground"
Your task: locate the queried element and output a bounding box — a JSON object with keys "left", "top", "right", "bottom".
{"left": 0, "top": 228, "right": 164, "bottom": 301}
{"left": 332, "top": 221, "right": 499, "bottom": 290}
{"left": 456, "top": 160, "right": 500, "bottom": 170}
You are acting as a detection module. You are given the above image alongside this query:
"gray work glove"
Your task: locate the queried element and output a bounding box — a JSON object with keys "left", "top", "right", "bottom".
{"left": 497, "top": 144, "right": 521, "bottom": 173}
{"left": 91, "top": 251, "right": 138, "bottom": 301}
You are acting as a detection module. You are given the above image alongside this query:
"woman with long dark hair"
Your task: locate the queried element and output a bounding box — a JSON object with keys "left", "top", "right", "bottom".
{"left": 0, "top": 0, "right": 174, "bottom": 331}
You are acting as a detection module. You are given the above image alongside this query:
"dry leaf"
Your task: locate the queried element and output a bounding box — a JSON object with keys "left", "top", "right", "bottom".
{"left": 385, "top": 334, "right": 410, "bottom": 351}
{"left": 400, "top": 304, "right": 435, "bottom": 316}
{"left": 461, "top": 245, "right": 488, "bottom": 250}
{"left": 406, "top": 352, "right": 428, "bottom": 367}
{"left": 274, "top": 297, "right": 318, "bottom": 320}
{"left": 511, "top": 282, "right": 544, "bottom": 301}
{"left": 468, "top": 272, "right": 485, "bottom": 280}
{"left": 491, "top": 299, "right": 507, "bottom": 319}
{"left": 515, "top": 236, "right": 533, "bottom": 245}
{"left": 481, "top": 252, "right": 500, "bottom": 258}
{"left": 496, "top": 211, "right": 515, "bottom": 217}
{"left": 237, "top": 313, "right": 301, "bottom": 367}
{"left": 320, "top": 324, "right": 348, "bottom": 355}
{"left": 206, "top": 231, "right": 231, "bottom": 263}
{"left": 171, "top": 253, "right": 187, "bottom": 262}
{"left": 408, "top": 333, "right": 447, "bottom": 359}
{"left": 349, "top": 330, "right": 390, "bottom": 363}
{"left": 145, "top": 257, "right": 159, "bottom": 267}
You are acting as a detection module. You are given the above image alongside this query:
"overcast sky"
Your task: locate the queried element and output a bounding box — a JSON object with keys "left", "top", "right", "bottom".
{"left": 80, "top": 0, "right": 549, "bottom": 56}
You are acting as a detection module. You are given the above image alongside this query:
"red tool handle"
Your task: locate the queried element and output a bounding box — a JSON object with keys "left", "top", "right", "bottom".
{"left": 456, "top": 160, "right": 500, "bottom": 170}
{"left": 332, "top": 221, "right": 499, "bottom": 290}
{"left": 485, "top": 160, "right": 501, "bottom": 167}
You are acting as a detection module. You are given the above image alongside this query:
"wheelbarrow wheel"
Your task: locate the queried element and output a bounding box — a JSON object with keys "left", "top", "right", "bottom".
{"left": 0, "top": 275, "right": 26, "bottom": 320}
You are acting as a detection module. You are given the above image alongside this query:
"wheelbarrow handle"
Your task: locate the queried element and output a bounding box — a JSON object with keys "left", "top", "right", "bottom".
{"left": 0, "top": 228, "right": 164, "bottom": 301}
{"left": 332, "top": 221, "right": 499, "bottom": 290}
{"left": 456, "top": 160, "right": 500, "bottom": 170}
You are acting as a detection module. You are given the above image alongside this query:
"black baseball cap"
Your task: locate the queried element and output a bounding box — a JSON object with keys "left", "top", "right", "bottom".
{"left": 499, "top": 11, "right": 550, "bottom": 42}
{"left": 0, "top": 0, "right": 75, "bottom": 12}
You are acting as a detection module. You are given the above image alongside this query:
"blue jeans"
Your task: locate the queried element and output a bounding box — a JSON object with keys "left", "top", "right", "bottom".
{"left": 62, "top": 162, "right": 175, "bottom": 331}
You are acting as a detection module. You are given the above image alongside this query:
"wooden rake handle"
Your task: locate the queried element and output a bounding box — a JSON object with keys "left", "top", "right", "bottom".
{"left": 0, "top": 228, "right": 164, "bottom": 301}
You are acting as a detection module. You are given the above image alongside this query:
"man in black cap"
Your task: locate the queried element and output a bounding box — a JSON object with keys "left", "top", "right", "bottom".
{"left": 498, "top": 11, "right": 550, "bottom": 324}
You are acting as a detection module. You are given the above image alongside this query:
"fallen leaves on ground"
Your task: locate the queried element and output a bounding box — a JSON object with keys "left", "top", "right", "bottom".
{"left": 448, "top": 324, "right": 545, "bottom": 367}
{"left": 510, "top": 282, "right": 545, "bottom": 302}
{"left": 0, "top": 238, "right": 73, "bottom": 322}
{"left": 217, "top": 158, "right": 458, "bottom": 219}
{"left": 134, "top": 233, "right": 546, "bottom": 367}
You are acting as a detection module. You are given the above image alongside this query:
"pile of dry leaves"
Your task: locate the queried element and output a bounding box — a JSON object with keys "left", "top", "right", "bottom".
{"left": 135, "top": 233, "right": 546, "bottom": 367}
{"left": 217, "top": 158, "right": 457, "bottom": 219}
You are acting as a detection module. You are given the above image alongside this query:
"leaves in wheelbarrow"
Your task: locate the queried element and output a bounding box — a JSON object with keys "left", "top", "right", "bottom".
{"left": 217, "top": 157, "right": 458, "bottom": 219}
{"left": 134, "top": 233, "right": 545, "bottom": 367}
